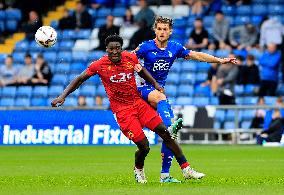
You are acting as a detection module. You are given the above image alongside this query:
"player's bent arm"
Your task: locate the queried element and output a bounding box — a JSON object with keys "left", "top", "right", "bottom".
{"left": 185, "top": 50, "right": 237, "bottom": 64}
{"left": 51, "top": 71, "right": 90, "bottom": 107}
{"left": 137, "top": 67, "right": 164, "bottom": 93}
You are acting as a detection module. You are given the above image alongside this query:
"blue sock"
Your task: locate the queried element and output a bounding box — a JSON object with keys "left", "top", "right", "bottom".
{"left": 157, "top": 100, "right": 174, "bottom": 174}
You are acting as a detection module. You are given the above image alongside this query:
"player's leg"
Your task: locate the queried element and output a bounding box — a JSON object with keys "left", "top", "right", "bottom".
{"left": 153, "top": 123, "right": 205, "bottom": 179}
{"left": 115, "top": 108, "right": 149, "bottom": 183}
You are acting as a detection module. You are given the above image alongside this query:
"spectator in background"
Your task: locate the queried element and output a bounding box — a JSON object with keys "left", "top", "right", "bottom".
{"left": 28, "top": 54, "right": 52, "bottom": 86}
{"left": 16, "top": 53, "right": 34, "bottom": 85}
{"left": 250, "top": 96, "right": 265, "bottom": 129}
{"left": 96, "top": 15, "right": 120, "bottom": 50}
{"left": 260, "top": 17, "right": 283, "bottom": 49}
{"left": 89, "top": 0, "right": 115, "bottom": 9}
{"left": 0, "top": 55, "right": 17, "bottom": 87}
{"left": 127, "top": 19, "right": 155, "bottom": 50}
{"left": 186, "top": 18, "right": 209, "bottom": 51}
{"left": 77, "top": 95, "right": 87, "bottom": 107}
{"left": 212, "top": 11, "right": 229, "bottom": 49}
{"left": 0, "top": 0, "right": 5, "bottom": 9}
{"left": 216, "top": 54, "right": 238, "bottom": 105}
{"left": 229, "top": 23, "right": 257, "bottom": 50}
{"left": 123, "top": 7, "right": 134, "bottom": 26}
{"left": 201, "top": 63, "right": 219, "bottom": 95}
{"left": 71, "top": 1, "right": 92, "bottom": 29}
{"left": 134, "top": 0, "right": 155, "bottom": 28}
{"left": 242, "top": 55, "right": 260, "bottom": 85}
{"left": 234, "top": 55, "right": 245, "bottom": 85}
{"left": 22, "top": 11, "right": 42, "bottom": 41}
{"left": 258, "top": 44, "right": 281, "bottom": 97}
{"left": 95, "top": 95, "right": 104, "bottom": 108}
{"left": 58, "top": 8, "right": 76, "bottom": 30}
{"left": 225, "top": 0, "right": 251, "bottom": 5}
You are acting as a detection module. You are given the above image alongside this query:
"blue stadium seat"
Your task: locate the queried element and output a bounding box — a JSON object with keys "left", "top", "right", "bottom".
{"left": 203, "top": 16, "right": 215, "bottom": 27}
{"left": 215, "top": 49, "right": 230, "bottom": 58}
{"left": 29, "top": 41, "right": 43, "bottom": 52}
{"left": 241, "top": 121, "right": 251, "bottom": 129}
{"left": 43, "top": 51, "right": 57, "bottom": 63}
{"left": 167, "top": 73, "right": 180, "bottom": 85}
{"left": 234, "top": 16, "right": 250, "bottom": 25}
{"left": 32, "top": 86, "right": 48, "bottom": 97}
{"left": 14, "top": 40, "right": 29, "bottom": 52}
{"left": 57, "top": 51, "right": 72, "bottom": 63}
{"left": 194, "top": 85, "right": 211, "bottom": 97}
{"left": 173, "top": 18, "right": 187, "bottom": 28}
{"left": 210, "top": 97, "right": 219, "bottom": 105}
{"left": 5, "top": 20, "right": 18, "bottom": 31}
{"left": 196, "top": 62, "right": 210, "bottom": 72}
{"left": 69, "top": 88, "right": 80, "bottom": 98}
{"left": 88, "top": 51, "right": 105, "bottom": 60}
{"left": 170, "top": 62, "right": 181, "bottom": 73}
{"left": 181, "top": 61, "right": 197, "bottom": 72}
{"left": 51, "top": 74, "right": 67, "bottom": 85}
{"left": 70, "top": 62, "right": 86, "bottom": 73}
{"left": 59, "top": 41, "right": 74, "bottom": 51}
{"left": 243, "top": 96, "right": 258, "bottom": 105}
{"left": 50, "top": 20, "right": 58, "bottom": 29}
{"left": 74, "top": 29, "right": 91, "bottom": 39}
{"left": 0, "top": 10, "right": 5, "bottom": 20}
{"left": 97, "top": 85, "right": 107, "bottom": 97}
{"left": 172, "top": 28, "right": 185, "bottom": 39}
{"left": 72, "top": 52, "right": 88, "bottom": 62}
{"left": 177, "top": 85, "right": 194, "bottom": 97}
{"left": 17, "top": 86, "right": 32, "bottom": 97}
{"left": 236, "top": 5, "right": 251, "bottom": 15}
{"left": 251, "top": 15, "right": 263, "bottom": 26}
{"left": 248, "top": 49, "right": 263, "bottom": 59}
{"left": 176, "top": 97, "right": 192, "bottom": 105}
{"left": 240, "top": 110, "right": 255, "bottom": 121}
{"left": 48, "top": 86, "right": 64, "bottom": 97}
{"left": 0, "top": 98, "right": 14, "bottom": 107}
{"left": 12, "top": 52, "right": 26, "bottom": 63}
{"left": 31, "top": 98, "right": 47, "bottom": 106}
{"left": 264, "top": 96, "right": 277, "bottom": 105}
{"left": 97, "top": 8, "right": 112, "bottom": 18}
{"left": 252, "top": 5, "right": 267, "bottom": 15}
{"left": 244, "top": 84, "right": 259, "bottom": 96}
{"left": 214, "top": 121, "right": 221, "bottom": 129}
{"left": 236, "top": 97, "right": 243, "bottom": 105}
{"left": 14, "top": 98, "right": 30, "bottom": 107}
{"left": 193, "top": 97, "right": 209, "bottom": 106}
{"left": 61, "top": 30, "right": 75, "bottom": 40}
{"left": 215, "top": 110, "right": 225, "bottom": 122}
{"left": 103, "top": 98, "right": 110, "bottom": 106}
{"left": 165, "top": 85, "right": 177, "bottom": 97}
{"left": 234, "top": 85, "right": 244, "bottom": 96}
{"left": 276, "top": 84, "right": 284, "bottom": 95}
{"left": 94, "top": 18, "right": 106, "bottom": 27}
{"left": 0, "top": 21, "right": 4, "bottom": 32}
{"left": 54, "top": 63, "right": 70, "bottom": 74}
{"left": 1, "top": 86, "right": 16, "bottom": 97}
{"left": 201, "top": 49, "right": 215, "bottom": 56}
{"left": 224, "top": 121, "right": 235, "bottom": 130}
{"left": 195, "top": 73, "right": 207, "bottom": 83}
{"left": 179, "top": 73, "right": 195, "bottom": 85}
{"left": 268, "top": 5, "right": 284, "bottom": 15}
{"left": 167, "top": 97, "right": 176, "bottom": 105}
{"left": 221, "top": 5, "right": 236, "bottom": 15}
{"left": 64, "top": 97, "right": 77, "bottom": 106}
{"left": 86, "top": 97, "right": 95, "bottom": 106}
{"left": 0, "top": 53, "right": 6, "bottom": 63}
{"left": 80, "top": 85, "right": 96, "bottom": 96}
{"left": 112, "top": 7, "right": 126, "bottom": 17}
{"left": 88, "top": 8, "right": 97, "bottom": 20}
{"left": 5, "top": 9, "right": 21, "bottom": 20}
{"left": 85, "top": 74, "right": 102, "bottom": 86}
{"left": 225, "top": 110, "right": 235, "bottom": 121}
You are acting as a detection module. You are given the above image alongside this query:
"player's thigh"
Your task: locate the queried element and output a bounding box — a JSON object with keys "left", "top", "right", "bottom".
{"left": 137, "top": 100, "right": 163, "bottom": 131}
{"left": 115, "top": 109, "right": 146, "bottom": 143}
{"left": 138, "top": 85, "right": 166, "bottom": 108}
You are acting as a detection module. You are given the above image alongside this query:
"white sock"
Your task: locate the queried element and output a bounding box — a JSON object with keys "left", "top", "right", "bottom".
{"left": 161, "top": 173, "right": 170, "bottom": 179}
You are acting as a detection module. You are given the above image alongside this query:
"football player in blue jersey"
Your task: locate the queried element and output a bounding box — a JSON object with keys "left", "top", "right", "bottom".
{"left": 134, "top": 16, "right": 237, "bottom": 183}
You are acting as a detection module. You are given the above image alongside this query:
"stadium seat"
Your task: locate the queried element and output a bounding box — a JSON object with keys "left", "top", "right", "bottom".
{"left": 224, "top": 121, "right": 235, "bottom": 130}
{"left": 57, "top": 51, "right": 72, "bottom": 63}
{"left": 59, "top": 41, "right": 75, "bottom": 51}
{"left": 251, "top": 16, "right": 263, "bottom": 26}
{"left": 225, "top": 110, "right": 236, "bottom": 121}
{"left": 74, "top": 29, "right": 91, "bottom": 39}
{"left": 73, "top": 40, "right": 90, "bottom": 51}
{"left": 210, "top": 97, "right": 219, "bottom": 105}
{"left": 241, "top": 121, "right": 251, "bottom": 129}
{"left": 120, "top": 26, "right": 139, "bottom": 39}
{"left": 194, "top": 85, "right": 211, "bottom": 97}
{"left": 181, "top": 61, "right": 197, "bottom": 72}
{"left": 0, "top": 10, "right": 5, "bottom": 20}
{"left": 264, "top": 96, "right": 277, "bottom": 105}
{"left": 97, "top": 85, "right": 107, "bottom": 97}
{"left": 1, "top": 86, "right": 16, "bottom": 97}
{"left": 64, "top": 97, "right": 77, "bottom": 106}
{"left": 170, "top": 62, "right": 181, "bottom": 73}
{"left": 173, "top": 18, "right": 188, "bottom": 28}
{"left": 14, "top": 97, "right": 30, "bottom": 107}
{"left": 236, "top": 97, "right": 243, "bottom": 105}
{"left": 61, "top": 30, "right": 75, "bottom": 40}
{"left": 165, "top": 85, "right": 177, "bottom": 97}
{"left": 0, "top": 98, "right": 14, "bottom": 107}
{"left": 179, "top": 73, "right": 195, "bottom": 85}
{"left": 88, "top": 51, "right": 105, "bottom": 60}
{"left": 236, "top": 5, "right": 251, "bottom": 15}
{"left": 240, "top": 110, "right": 255, "bottom": 121}
{"left": 214, "top": 121, "right": 221, "bottom": 129}
{"left": 193, "top": 97, "right": 209, "bottom": 106}
{"left": 5, "top": 9, "right": 21, "bottom": 20}
{"left": 31, "top": 98, "right": 47, "bottom": 106}
{"left": 17, "top": 86, "right": 32, "bottom": 97}
{"left": 14, "top": 40, "right": 29, "bottom": 52}
{"left": 176, "top": 97, "right": 192, "bottom": 105}
{"left": 276, "top": 84, "right": 284, "bottom": 95}
{"left": 52, "top": 74, "right": 67, "bottom": 85}
{"left": 72, "top": 51, "right": 88, "bottom": 62}
{"left": 55, "top": 63, "right": 70, "bottom": 74}
{"left": 48, "top": 86, "right": 64, "bottom": 97}
{"left": 95, "top": 18, "right": 106, "bottom": 27}
{"left": 32, "top": 86, "right": 48, "bottom": 97}
{"left": 195, "top": 73, "right": 207, "bottom": 83}
{"left": 85, "top": 74, "right": 102, "bottom": 86}
{"left": 177, "top": 85, "right": 194, "bottom": 97}
{"left": 0, "top": 21, "right": 4, "bottom": 32}
{"left": 29, "top": 41, "right": 43, "bottom": 52}
{"left": 215, "top": 110, "right": 225, "bottom": 122}
{"left": 203, "top": 16, "right": 215, "bottom": 27}
{"left": 80, "top": 85, "right": 96, "bottom": 96}
{"left": 70, "top": 62, "right": 86, "bottom": 73}
{"left": 252, "top": 5, "right": 267, "bottom": 15}
{"left": 196, "top": 62, "right": 210, "bottom": 72}
{"left": 86, "top": 97, "right": 95, "bottom": 106}
{"left": 43, "top": 52, "right": 57, "bottom": 63}
{"left": 112, "top": 7, "right": 126, "bottom": 17}
{"left": 243, "top": 97, "right": 258, "bottom": 105}
{"left": 215, "top": 49, "right": 230, "bottom": 58}
{"left": 103, "top": 98, "right": 110, "bottom": 106}
{"left": 234, "top": 85, "right": 244, "bottom": 96}
{"left": 172, "top": 5, "right": 190, "bottom": 18}
{"left": 234, "top": 16, "right": 250, "bottom": 25}
{"left": 158, "top": 5, "right": 173, "bottom": 18}
{"left": 167, "top": 73, "right": 180, "bottom": 85}
{"left": 12, "top": 52, "right": 25, "bottom": 63}
{"left": 0, "top": 53, "right": 6, "bottom": 63}
{"left": 243, "top": 84, "right": 259, "bottom": 96}
{"left": 69, "top": 88, "right": 80, "bottom": 97}
{"left": 50, "top": 20, "right": 58, "bottom": 29}
{"left": 172, "top": 28, "right": 185, "bottom": 39}
{"left": 5, "top": 20, "right": 18, "bottom": 31}
{"left": 221, "top": 5, "right": 235, "bottom": 16}
{"left": 97, "top": 8, "right": 112, "bottom": 18}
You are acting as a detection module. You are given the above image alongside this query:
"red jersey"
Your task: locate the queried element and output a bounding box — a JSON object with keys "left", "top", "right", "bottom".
{"left": 86, "top": 51, "right": 142, "bottom": 113}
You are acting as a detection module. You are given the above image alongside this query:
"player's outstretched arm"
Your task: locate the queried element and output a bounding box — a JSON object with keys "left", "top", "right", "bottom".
{"left": 185, "top": 50, "right": 237, "bottom": 64}
{"left": 135, "top": 65, "right": 164, "bottom": 93}
{"left": 51, "top": 71, "right": 90, "bottom": 107}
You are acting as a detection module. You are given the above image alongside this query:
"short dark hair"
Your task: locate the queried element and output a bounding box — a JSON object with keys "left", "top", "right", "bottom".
{"left": 105, "top": 34, "right": 123, "bottom": 47}
{"left": 195, "top": 17, "right": 203, "bottom": 22}
{"left": 215, "top": 10, "right": 223, "bottom": 15}
{"left": 25, "top": 53, "right": 32, "bottom": 58}
{"left": 7, "top": 55, "right": 13, "bottom": 59}
{"left": 153, "top": 16, "right": 173, "bottom": 29}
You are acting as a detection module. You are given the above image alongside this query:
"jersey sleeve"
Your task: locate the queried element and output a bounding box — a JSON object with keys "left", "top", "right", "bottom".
{"left": 129, "top": 51, "right": 139, "bottom": 64}
{"left": 176, "top": 42, "right": 190, "bottom": 59}
{"left": 134, "top": 42, "right": 146, "bottom": 59}
{"left": 86, "top": 60, "right": 100, "bottom": 76}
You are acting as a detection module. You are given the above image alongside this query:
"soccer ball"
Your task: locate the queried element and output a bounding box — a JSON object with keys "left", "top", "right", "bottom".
{"left": 35, "top": 26, "right": 57, "bottom": 48}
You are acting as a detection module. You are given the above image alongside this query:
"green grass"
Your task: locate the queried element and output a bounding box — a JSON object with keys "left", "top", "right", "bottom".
{"left": 0, "top": 145, "right": 284, "bottom": 195}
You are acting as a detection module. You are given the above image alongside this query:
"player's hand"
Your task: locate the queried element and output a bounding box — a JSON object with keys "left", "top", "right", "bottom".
{"left": 220, "top": 58, "right": 237, "bottom": 64}
{"left": 51, "top": 96, "right": 65, "bottom": 107}
{"left": 134, "top": 64, "right": 143, "bottom": 72}
{"left": 154, "top": 84, "right": 165, "bottom": 94}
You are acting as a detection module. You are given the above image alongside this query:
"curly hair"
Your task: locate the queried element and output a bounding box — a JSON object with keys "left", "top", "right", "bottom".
{"left": 105, "top": 34, "right": 123, "bottom": 47}
{"left": 153, "top": 16, "right": 173, "bottom": 30}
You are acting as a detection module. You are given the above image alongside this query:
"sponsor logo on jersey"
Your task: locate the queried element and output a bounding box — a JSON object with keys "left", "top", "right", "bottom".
{"left": 153, "top": 59, "right": 170, "bottom": 72}
{"left": 110, "top": 73, "right": 132, "bottom": 83}
{"left": 126, "top": 62, "right": 134, "bottom": 70}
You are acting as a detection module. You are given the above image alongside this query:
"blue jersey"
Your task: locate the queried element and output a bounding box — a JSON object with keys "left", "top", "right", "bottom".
{"left": 135, "top": 40, "right": 190, "bottom": 86}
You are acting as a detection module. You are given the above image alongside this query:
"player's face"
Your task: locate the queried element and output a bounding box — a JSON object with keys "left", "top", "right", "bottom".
{"left": 106, "top": 42, "right": 122, "bottom": 63}
{"left": 154, "top": 23, "right": 172, "bottom": 43}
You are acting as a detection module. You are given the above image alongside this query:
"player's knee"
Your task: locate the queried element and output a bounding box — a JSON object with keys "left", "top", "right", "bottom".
{"left": 154, "top": 123, "right": 172, "bottom": 142}
{"left": 149, "top": 90, "right": 166, "bottom": 105}
{"left": 141, "top": 145, "right": 150, "bottom": 155}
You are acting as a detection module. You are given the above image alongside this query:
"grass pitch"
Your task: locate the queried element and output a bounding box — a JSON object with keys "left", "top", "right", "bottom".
{"left": 0, "top": 145, "right": 283, "bottom": 195}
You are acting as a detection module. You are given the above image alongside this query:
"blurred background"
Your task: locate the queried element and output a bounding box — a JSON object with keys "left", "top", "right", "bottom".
{"left": 0, "top": 0, "right": 284, "bottom": 146}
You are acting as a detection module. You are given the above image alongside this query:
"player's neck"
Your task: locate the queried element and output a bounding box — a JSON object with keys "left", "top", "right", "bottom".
{"left": 154, "top": 38, "right": 168, "bottom": 49}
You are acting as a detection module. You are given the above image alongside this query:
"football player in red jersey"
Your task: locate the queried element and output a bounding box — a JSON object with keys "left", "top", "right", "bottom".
{"left": 51, "top": 35, "right": 205, "bottom": 183}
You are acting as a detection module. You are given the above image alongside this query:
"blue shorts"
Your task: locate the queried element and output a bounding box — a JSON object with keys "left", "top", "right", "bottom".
{"left": 137, "top": 85, "right": 174, "bottom": 118}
